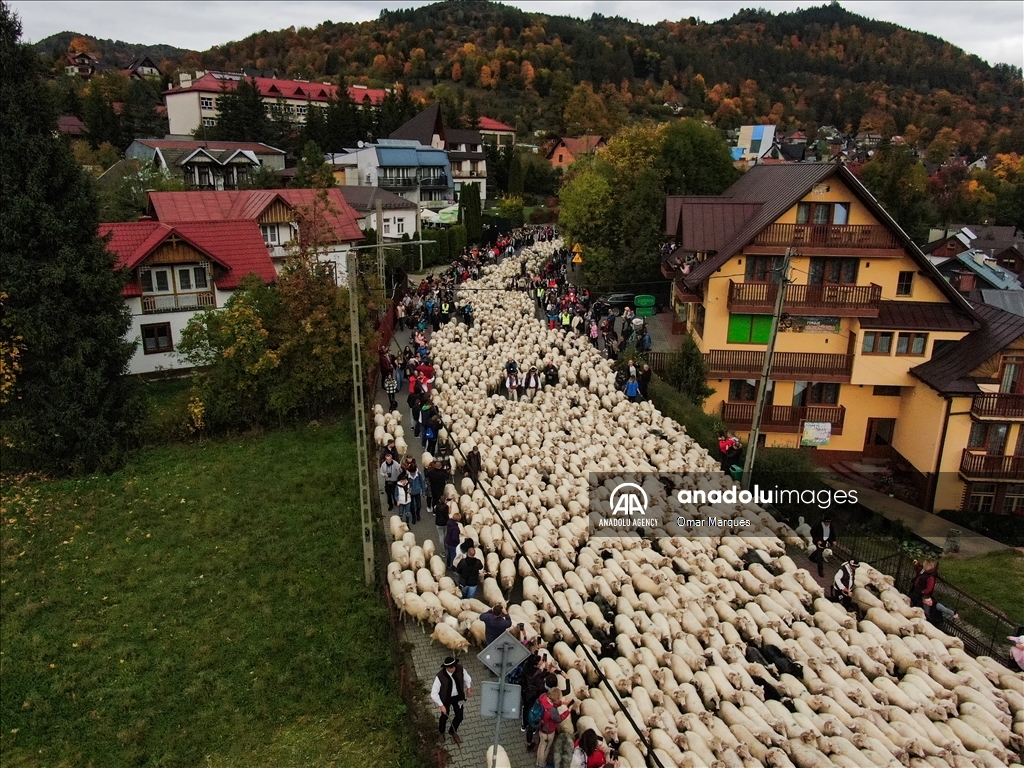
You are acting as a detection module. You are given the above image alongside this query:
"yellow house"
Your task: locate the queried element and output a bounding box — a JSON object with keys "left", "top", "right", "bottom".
{"left": 662, "top": 162, "right": 1021, "bottom": 513}
{"left": 909, "top": 304, "right": 1024, "bottom": 514}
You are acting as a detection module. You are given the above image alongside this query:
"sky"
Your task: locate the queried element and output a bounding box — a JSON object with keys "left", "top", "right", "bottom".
{"left": 11, "top": 0, "right": 1024, "bottom": 70}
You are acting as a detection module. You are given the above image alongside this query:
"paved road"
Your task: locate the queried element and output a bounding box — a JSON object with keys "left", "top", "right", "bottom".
{"left": 376, "top": 270, "right": 538, "bottom": 768}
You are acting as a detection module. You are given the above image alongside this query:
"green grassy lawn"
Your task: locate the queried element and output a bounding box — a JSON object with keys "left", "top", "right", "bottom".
{"left": 939, "top": 548, "right": 1024, "bottom": 621}
{"left": 0, "top": 422, "right": 419, "bottom": 768}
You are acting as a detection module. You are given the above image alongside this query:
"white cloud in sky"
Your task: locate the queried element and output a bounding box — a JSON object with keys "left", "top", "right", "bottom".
{"left": 10, "top": 0, "right": 1023, "bottom": 69}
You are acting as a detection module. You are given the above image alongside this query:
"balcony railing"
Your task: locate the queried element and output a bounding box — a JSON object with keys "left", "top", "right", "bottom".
{"left": 721, "top": 402, "right": 846, "bottom": 434}
{"left": 728, "top": 280, "right": 882, "bottom": 317}
{"left": 142, "top": 291, "right": 215, "bottom": 314}
{"left": 704, "top": 350, "right": 854, "bottom": 382}
{"left": 379, "top": 178, "right": 417, "bottom": 189}
{"left": 971, "top": 392, "right": 1024, "bottom": 420}
{"left": 419, "top": 177, "right": 449, "bottom": 188}
{"left": 959, "top": 450, "right": 1024, "bottom": 480}
{"left": 752, "top": 223, "right": 901, "bottom": 251}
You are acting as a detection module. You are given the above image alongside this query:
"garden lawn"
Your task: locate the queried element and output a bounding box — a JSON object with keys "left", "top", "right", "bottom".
{"left": 939, "top": 548, "right": 1024, "bottom": 621}
{"left": 0, "top": 421, "right": 418, "bottom": 768}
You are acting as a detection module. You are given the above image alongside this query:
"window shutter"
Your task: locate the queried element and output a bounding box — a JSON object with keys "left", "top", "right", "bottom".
{"left": 752, "top": 316, "right": 773, "bottom": 343}
{"left": 727, "top": 314, "right": 752, "bottom": 343}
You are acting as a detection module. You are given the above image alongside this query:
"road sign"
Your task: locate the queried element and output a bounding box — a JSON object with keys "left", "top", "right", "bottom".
{"left": 478, "top": 631, "right": 530, "bottom": 674}
{"left": 572, "top": 243, "right": 583, "bottom": 253}
{"left": 572, "top": 253, "right": 583, "bottom": 264}
{"left": 480, "top": 681, "right": 521, "bottom": 718}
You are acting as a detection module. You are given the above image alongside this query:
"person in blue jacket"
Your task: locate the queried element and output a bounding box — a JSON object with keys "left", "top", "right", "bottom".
{"left": 624, "top": 375, "right": 641, "bottom": 403}
{"left": 404, "top": 457, "right": 425, "bottom": 524}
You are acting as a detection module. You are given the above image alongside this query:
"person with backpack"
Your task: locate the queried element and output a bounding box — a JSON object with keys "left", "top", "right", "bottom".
{"left": 521, "top": 656, "right": 553, "bottom": 747}
{"left": 535, "top": 686, "right": 571, "bottom": 768}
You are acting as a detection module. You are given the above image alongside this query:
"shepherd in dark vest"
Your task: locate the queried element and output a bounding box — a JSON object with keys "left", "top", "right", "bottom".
{"left": 430, "top": 656, "right": 472, "bottom": 745}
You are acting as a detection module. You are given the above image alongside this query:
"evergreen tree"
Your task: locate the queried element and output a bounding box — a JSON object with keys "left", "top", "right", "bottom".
{"left": 210, "top": 78, "right": 269, "bottom": 143}
{"left": 301, "top": 101, "right": 328, "bottom": 150}
{"left": 82, "top": 85, "right": 121, "bottom": 149}
{"left": 292, "top": 140, "right": 335, "bottom": 188}
{"left": 0, "top": 4, "right": 142, "bottom": 472}
{"left": 324, "top": 87, "right": 362, "bottom": 150}
{"left": 666, "top": 332, "right": 714, "bottom": 407}
{"left": 121, "top": 77, "right": 166, "bottom": 144}
{"left": 459, "top": 182, "right": 482, "bottom": 244}
{"left": 507, "top": 151, "right": 525, "bottom": 196}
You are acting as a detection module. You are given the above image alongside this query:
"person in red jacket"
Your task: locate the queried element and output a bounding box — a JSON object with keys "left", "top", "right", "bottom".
{"left": 535, "top": 687, "right": 571, "bottom": 768}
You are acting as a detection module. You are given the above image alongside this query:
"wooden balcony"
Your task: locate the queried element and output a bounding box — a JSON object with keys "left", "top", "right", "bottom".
{"left": 728, "top": 280, "right": 882, "bottom": 317}
{"left": 750, "top": 224, "right": 902, "bottom": 255}
{"left": 971, "top": 393, "right": 1024, "bottom": 420}
{"left": 721, "top": 402, "right": 845, "bottom": 434}
{"left": 704, "top": 350, "right": 854, "bottom": 382}
{"left": 142, "top": 291, "right": 215, "bottom": 314}
{"left": 959, "top": 450, "right": 1024, "bottom": 481}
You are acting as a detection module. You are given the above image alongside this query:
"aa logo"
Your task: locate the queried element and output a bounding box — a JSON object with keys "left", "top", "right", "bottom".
{"left": 609, "top": 482, "right": 648, "bottom": 517}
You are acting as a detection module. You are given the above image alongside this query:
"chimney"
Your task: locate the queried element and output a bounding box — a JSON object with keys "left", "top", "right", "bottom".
{"left": 139, "top": 215, "right": 153, "bottom": 221}
{"left": 179, "top": 72, "right": 192, "bottom": 87}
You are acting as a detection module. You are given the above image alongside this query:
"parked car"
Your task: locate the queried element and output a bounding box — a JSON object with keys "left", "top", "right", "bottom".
{"left": 596, "top": 293, "right": 637, "bottom": 311}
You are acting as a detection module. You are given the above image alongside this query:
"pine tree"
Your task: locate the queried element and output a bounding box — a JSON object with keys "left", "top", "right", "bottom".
{"left": 666, "top": 333, "right": 714, "bottom": 407}
{"left": 210, "top": 78, "right": 269, "bottom": 143}
{"left": 292, "top": 140, "right": 335, "bottom": 188}
{"left": 507, "top": 151, "right": 525, "bottom": 195}
{"left": 459, "top": 182, "right": 483, "bottom": 244}
{"left": 0, "top": 4, "right": 142, "bottom": 472}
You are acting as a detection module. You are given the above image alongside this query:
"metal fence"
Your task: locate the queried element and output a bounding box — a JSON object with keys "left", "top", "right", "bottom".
{"left": 832, "top": 529, "right": 1018, "bottom": 668}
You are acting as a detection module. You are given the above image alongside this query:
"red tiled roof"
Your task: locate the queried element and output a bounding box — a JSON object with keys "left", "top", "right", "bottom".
{"left": 477, "top": 116, "right": 515, "bottom": 132}
{"left": 165, "top": 72, "right": 388, "bottom": 106}
{"left": 57, "top": 115, "right": 85, "bottom": 136}
{"left": 135, "top": 139, "right": 283, "bottom": 154}
{"left": 147, "top": 189, "right": 364, "bottom": 245}
{"left": 99, "top": 220, "right": 277, "bottom": 293}
{"left": 552, "top": 135, "right": 604, "bottom": 159}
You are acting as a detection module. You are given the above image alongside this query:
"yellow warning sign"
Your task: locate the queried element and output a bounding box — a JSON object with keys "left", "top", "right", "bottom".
{"left": 572, "top": 253, "right": 583, "bottom": 264}
{"left": 572, "top": 243, "right": 583, "bottom": 253}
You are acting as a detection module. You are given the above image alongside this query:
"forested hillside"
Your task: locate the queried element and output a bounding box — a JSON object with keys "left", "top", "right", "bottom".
{"left": 33, "top": 30, "right": 186, "bottom": 70}
{"left": 166, "top": 0, "right": 1024, "bottom": 153}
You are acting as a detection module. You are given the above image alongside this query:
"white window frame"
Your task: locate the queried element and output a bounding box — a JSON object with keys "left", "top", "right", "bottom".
{"left": 260, "top": 224, "right": 279, "bottom": 244}
{"left": 396, "top": 218, "right": 405, "bottom": 234}
{"left": 200, "top": 96, "right": 214, "bottom": 110}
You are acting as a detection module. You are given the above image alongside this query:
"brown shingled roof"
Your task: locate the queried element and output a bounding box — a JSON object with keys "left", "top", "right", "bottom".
{"left": 911, "top": 304, "right": 1024, "bottom": 394}
{"left": 663, "top": 198, "right": 762, "bottom": 252}
{"left": 672, "top": 162, "right": 975, "bottom": 316}
{"left": 858, "top": 301, "right": 980, "bottom": 332}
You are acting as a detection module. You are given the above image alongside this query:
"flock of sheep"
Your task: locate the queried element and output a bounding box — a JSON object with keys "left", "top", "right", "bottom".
{"left": 378, "top": 239, "right": 1024, "bottom": 768}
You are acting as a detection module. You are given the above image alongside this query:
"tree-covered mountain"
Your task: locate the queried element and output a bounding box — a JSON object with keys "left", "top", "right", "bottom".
{"left": 167, "top": 0, "right": 1022, "bottom": 154}
{"left": 32, "top": 30, "right": 187, "bottom": 70}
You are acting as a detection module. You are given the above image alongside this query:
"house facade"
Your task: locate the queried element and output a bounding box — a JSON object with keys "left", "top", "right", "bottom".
{"left": 664, "top": 162, "right": 1003, "bottom": 513}
{"left": 146, "top": 188, "right": 365, "bottom": 283}
{"left": 329, "top": 140, "right": 454, "bottom": 210}
{"left": 101, "top": 220, "right": 279, "bottom": 375}
{"left": 389, "top": 104, "right": 487, "bottom": 204}
{"left": 65, "top": 51, "right": 98, "bottom": 78}
{"left": 477, "top": 116, "right": 516, "bottom": 148}
{"left": 125, "top": 139, "right": 286, "bottom": 190}
{"left": 125, "top": 55, "right": 161, "bottom": 79}
{"left": 547, "top": 135, "right": 605, "bottom": 169}
{"left": 163, "top": 71, "right": 389, "bottom": 135}
{"left": 335, "top": 185, "right": 419, "bottom": 241}
{"left": 909, "top": 304, "right": 1024, "bottom": 515}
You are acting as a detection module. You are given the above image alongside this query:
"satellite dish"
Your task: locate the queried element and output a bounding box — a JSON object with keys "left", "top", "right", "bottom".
{"left": 357, "top": 140, "right": 365, "bottom": 148}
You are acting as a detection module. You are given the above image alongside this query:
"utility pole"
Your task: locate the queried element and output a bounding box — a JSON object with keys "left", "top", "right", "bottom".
{"left": 416, "top": 206, "right": 423, "bottom": 272}
{"left": 347, "top": 251, "right": 375, "bottom": 585}
{"left": 375, "top": 198, "right": 386, "bottom": 300}
{"left": 741, "top": 247, "right": 792, "bottom": 489}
